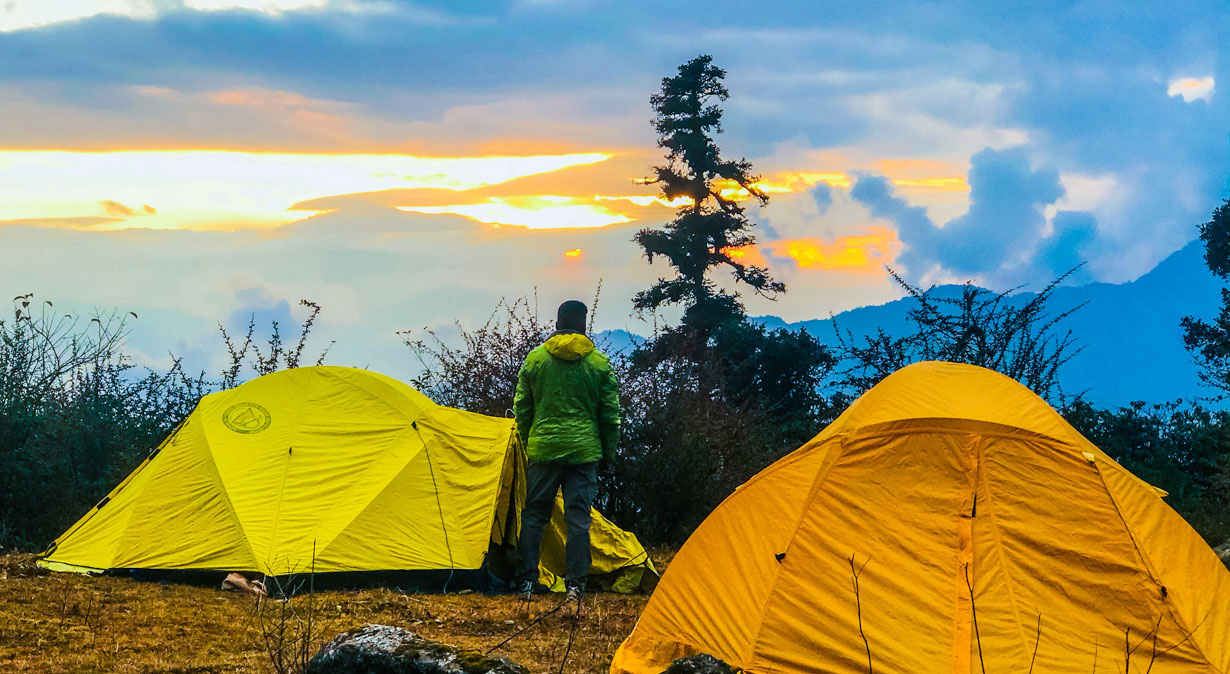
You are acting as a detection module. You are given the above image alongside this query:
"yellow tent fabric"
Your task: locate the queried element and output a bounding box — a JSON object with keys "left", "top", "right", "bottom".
{"left": 37, "top": 366, "right": 654, "bottom": 591}
{"left": 613, "top": 361, "right": 1230, "bottom": 673}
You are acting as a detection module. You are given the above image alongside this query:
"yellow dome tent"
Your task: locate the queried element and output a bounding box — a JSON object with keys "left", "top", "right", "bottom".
{"left": 37, "top": 366, "right": 655, "bottom": 592}
{"left": 613, "top": 361, "right": 1230, "bottom": 673}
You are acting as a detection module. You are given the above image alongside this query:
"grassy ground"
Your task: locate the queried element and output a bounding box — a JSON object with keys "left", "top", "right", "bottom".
{"left": 0, "top": 551, "right": 674, "bottom": 674}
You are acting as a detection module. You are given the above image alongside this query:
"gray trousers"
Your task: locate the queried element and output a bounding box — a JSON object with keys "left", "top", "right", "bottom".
{"left": 515, "top": 461, "right": 598, "bottom": 587}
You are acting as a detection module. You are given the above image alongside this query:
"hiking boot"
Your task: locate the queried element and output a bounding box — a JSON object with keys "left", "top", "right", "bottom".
{"left": 516, "top": 580, "right": 535, "bottom": 599}
{"left": 564, "top": 582, "right": 583, "bottom": 603}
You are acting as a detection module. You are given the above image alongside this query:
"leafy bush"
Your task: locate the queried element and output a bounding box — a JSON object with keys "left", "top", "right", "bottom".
{"left": 0, "top": 295, "right": 328, "bottom": 551}
{"left": 0, "top": 297, "right": 206, "bottom": 548}
{"left": 1064, "top": 399, "right": 1230, "bottom": 544}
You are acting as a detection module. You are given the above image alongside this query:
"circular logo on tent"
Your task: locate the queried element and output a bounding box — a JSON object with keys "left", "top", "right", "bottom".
{"left": 222, "top": 402, "right": 271, "bottom": 434}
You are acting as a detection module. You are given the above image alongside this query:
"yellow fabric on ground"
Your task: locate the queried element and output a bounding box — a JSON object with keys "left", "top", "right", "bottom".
{"left": 613, "top": 361, "right": 1230, "bottom": 674}
{"left": 38, "top": 366, "right": 654, "bottom": 590}
{"left": 536, "top": 493, "right": 656, "bottom": 592}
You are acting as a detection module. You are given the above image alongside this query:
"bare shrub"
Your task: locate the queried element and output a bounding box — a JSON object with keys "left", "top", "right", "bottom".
{"left": 220, "top": 299, "right": 333, "bottom": 389}
{"left": 401, "top": 296, "right": 557, "bottom": 418}
{"left": 253, "top": 577, "right": 333, "bottom": 674}
{"left": 835, "top": 268, "right": 1084, "bottom": 401}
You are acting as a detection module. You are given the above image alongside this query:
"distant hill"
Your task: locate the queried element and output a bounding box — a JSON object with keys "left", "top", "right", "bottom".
{"left": 600, "top": 241, "right": 1223, "bottom": 408}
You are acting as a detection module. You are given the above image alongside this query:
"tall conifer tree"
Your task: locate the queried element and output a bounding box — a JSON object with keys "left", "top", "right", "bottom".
{"left": 634, "top": 54, "right": 783, "bottom": 347}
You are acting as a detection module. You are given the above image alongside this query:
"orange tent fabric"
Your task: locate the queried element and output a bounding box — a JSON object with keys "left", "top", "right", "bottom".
{"left": 613, "top": 361, "right": 1230, "bottom": 674}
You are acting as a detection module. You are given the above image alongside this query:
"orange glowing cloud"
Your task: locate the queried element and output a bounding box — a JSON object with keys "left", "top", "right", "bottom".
{"left": 891, "top": 177, "right": 968, "bottom": 190}
{"left": 700, "top": 168, "right": 966, "bottom": 204}
{"left": 3, "top": 136, "right": 971, "bottom": 235}
{"left": 207, "top": 89, "right": 324, "bottom": 109}
{"left": 594, "top": 194, "right": 692, "bottom": 208}
{"left": 873, "top": 159, "right": 969, "bottom": 192}
{"left": 564, "top": 248, "right": 583, "bottom": 258}
{"left": 1168, "top": 76, "right": 1216, "bottom": 102}
{"left": 770, "top": 228, "right": 899, "bottom": 272}
{"left": 0, "top": 149, "right": 615, "bottom": 232}
{"left": 398, "top": 196, "right": 632, "bottom": 229}
{"left": 719, "top": 245, "right": 770, "bottom": 268}
{"left": 387, "top": 159, "right": 965, "bottom": 228}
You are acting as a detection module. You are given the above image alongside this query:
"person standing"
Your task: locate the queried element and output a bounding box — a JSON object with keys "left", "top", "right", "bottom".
{"left": 513, "top": 300, "right": 620, "bottom": 602}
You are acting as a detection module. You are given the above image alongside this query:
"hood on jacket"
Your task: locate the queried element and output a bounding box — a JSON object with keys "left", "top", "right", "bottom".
{"left": 544, "top": 332, "right": 595, "bottom": 361}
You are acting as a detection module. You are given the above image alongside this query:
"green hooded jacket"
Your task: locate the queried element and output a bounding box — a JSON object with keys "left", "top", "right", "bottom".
{"left": 514, "top": 332, "right": 620, "bottom": 465}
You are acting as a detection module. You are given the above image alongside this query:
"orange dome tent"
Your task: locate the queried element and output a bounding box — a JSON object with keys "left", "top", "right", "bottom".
{"left": 613, "top": 361, "right": 1230, "bottom": 674}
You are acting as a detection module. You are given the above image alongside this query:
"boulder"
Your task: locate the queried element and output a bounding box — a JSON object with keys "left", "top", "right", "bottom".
{"left": 661, "top": 654, "right": 738, "bottom": 674}
{"left": 1215, "top": 540, "right": 1230, "bottom": 568}
{"left": 308, "top": 624, "right": 528, "bottom": 674}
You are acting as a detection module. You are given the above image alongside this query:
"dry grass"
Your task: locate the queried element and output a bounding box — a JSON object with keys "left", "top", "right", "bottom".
{"left": 0, "top": 551, "right": 675, "bottom": 674}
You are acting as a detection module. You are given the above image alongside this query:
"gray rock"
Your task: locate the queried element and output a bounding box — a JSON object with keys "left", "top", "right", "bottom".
{"left": 1215, "top": 540, "right": 1230, "bottom": 568}
{"left": 661, "top": 654, "right": 738, "bottom": 674}
{"left": 309, "top": 624, "right": 528, "bottom": 674}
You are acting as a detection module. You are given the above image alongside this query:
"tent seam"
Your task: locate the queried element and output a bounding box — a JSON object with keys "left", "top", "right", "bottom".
{"left": 1093, "top": 462, "right": 1225, "bottom": 674}
{"left": 43, "top": 452, "right": 156, "bottom": 566}
{"left": 487, "top": 425, "right": 521, "bottom": 547}
{"left": 196, "top": 421, "right": 264, "bottom": 572}
{"left": 41, "top": 401, "right": 200, "bottom": 560}
{"left": 102, "top": 417, "right": 261, "bottom": 572}
{"left": 739, "top": 433, "right": 849, "bottom": 668}
{"left": 320, "top": 367, "right": 423, "bottom": 423}
{"left": 107, "top": 417, "right": 257, "bottom": 571}
{"left": 312, "top": 367, "right": 493, "bottom": 559}
{"left": 974, "top": 437, "right": 1037, "bottom": 667}
{"left": 311, "top": 422, "right": 426, "bottom": 563}
{"left": 263, "top": 447, "right": 294, "bottom": 572}
{"left": 846, "top": 419, "right": 1071, "bottom": 446}
{"left": 309, "top": 422, "right": 423, "bottom": 556}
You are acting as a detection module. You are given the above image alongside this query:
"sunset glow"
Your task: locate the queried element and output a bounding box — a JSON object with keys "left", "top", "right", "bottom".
{"left": 771, "top": 228, "right": 899, "bottom": 271}
{"left": 720, "top": 245, "right": 770, "bottom": 268}
{"left": 891, "top": 177, "right": 969, "bottom": 191}
{"left": 0, "top": 0, "right": 1216, "bottom": 410}
{"left": 0, "top": 145, "right": 980, "bottom": 233}
{"left": 398, "top": 197, "right": 632, "bottom": 229}
{"left": 0, "top": 150, "right": 613, "bottom": 230}
{"left": 1167, "top": 76, "right": 1216, "bottom": 103}
{"left": 594, "top": 195, "right": 692, "bottom": 208}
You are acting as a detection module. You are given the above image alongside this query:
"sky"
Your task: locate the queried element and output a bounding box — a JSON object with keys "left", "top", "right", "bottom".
{"left": 1, "top": 0, "right": 1227, "bottom": 378}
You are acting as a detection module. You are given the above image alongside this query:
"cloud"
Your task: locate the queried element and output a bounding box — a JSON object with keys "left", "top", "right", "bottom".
{"left": 848, "top": 173, "right": 934, "bottom": 249}
{"left": 222, "top": 286, "right": 303, "bottom": 352}
{"left": 0, "top": 216, "right": 121, "bottom": 230}
{"left": 810, "top": 183, "right": 833, "bottom": 213}
{"left": 1168, "top": 76, "right": 1216, "bottom": 103}
{"left": 0, "top": 149, "right": 615, "bottom": 231}
{"left": 206, "top": 87, "right": 335, "bottom": 109}
{"left": 1036, "top": 211, "right": 1098, "bottom": 283}
{"left": 397, "top": 199, "right": 632, "bottom": 229}
{"left": 0, "top": 0, "right": 337, "bottom": 32}
{"left": 767, "top": 228, "right": 898, "bottom": 273}
{"left": 99, "top": 199, "right": 135, "bottom": 216}
{"left": 97, "top": 199, "right": 155, "bottom": 218}
{"left": 0, "top": 1, "right": 156, "bottom": 33}
{"left": 851, "top": 146, "right": 1082, "bottom": 281}
{"left": 185, "top": 1, "right": 327, "bottom": 14}
{"left": 0, "top": 0, "right": 1225, "bottom": 340}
